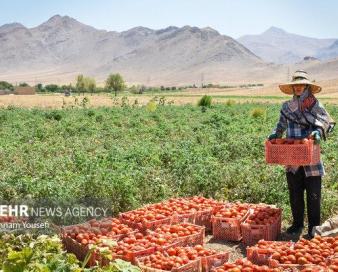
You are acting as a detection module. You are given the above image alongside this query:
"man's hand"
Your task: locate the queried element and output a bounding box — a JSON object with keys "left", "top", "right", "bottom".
{"left": 268, "top": 133, "right": 278, "bottom": 140}
{"left": 311, "top": 130, "right": 321, "bottom": 144}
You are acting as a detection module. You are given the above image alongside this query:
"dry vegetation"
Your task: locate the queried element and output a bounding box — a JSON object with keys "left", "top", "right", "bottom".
{"left": 1, "top": 79, "right": 338, "bottom": 108}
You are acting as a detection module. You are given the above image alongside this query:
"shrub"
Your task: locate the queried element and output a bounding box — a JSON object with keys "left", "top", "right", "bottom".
{"left": 146, "top": 101, "right": 157, "bottom": 112}
{"left": 225, "top": 99, "right": 236, "bottom": 106}
{"left": 198, "top": 95, "right": 212, "bottom": 107}
{"left": 251, "top": 108, "right": 266, "bottom": 119}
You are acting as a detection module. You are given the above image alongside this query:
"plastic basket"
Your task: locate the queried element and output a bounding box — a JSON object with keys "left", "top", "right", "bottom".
{"left": 241, "top": 223, "right": 270, "bottom": 246}
{"left": 265, "top": 139, "right": 320, "bottom": 166}
{"left": 211, "top": 211, "right": 249, "bottom": 241}
{"left": 246, "top": 241, "right": 293, "bottom": 265}
{"left": 155, "top": 240, "right": 186, "bottom": 252}
{"left": 114, "top": 246, "right": 156, "bottom": 264}
{"left": 136, "top": 257, "right": 201, "bottom": 272}
{"left": 195, "top": 209, "right": 213, "bottom": 232}
{"left": 241, "top": 209, "right": 282, "bottom": 246}
{"left": 149, "top": 224, "right": 205, "bottom": 247}
{"left": 62, "top": 236, "right": 101, "bottom": 267}
{"left": 119, "top": 211, "right": 172, "bottom": 232}
{"left": 61, "top": 222, "right": 130, "bottom": 242}
{"left": 268, "top": 259, "right": 326, "bottom": 272}
{"left": 183, "top": 226, "right": 205, "bottom": 246}
{"left": 172, "top": 212, "right": 197, "bottom": 224}
{"left": 201, "top": 252, "right": 229, "bottom": 272}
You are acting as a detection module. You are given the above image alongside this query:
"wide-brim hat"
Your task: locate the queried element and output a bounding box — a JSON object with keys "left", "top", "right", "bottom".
{"left": 279, "top": 70, "right": 322, "bottom": 95}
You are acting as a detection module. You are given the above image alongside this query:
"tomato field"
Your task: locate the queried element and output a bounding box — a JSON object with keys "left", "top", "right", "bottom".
{"left": 0, "top": 103, "right": 336, "bottom": 220}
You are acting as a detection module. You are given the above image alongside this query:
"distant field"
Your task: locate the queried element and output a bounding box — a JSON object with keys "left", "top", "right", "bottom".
{"left": 1, "top": 82, "right": 338, "bottom": 108}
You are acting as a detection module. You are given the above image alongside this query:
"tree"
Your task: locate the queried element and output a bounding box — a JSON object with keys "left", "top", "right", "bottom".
{"left": 76, "top": 74, "right": 85, "bottom": 95}
{"left": 35, "top": 83, "right": 44, "bottom": 92}
{"left": 75, "top": 75, "right": 96, "bottom": 95}
{"left": 105, "top": 73, "right": 125, "bottom": 97}
{"left": 45, "top": 84, "right": 60, "bottom": 93}
{"left": 19, "top": 82, "right": 30, "bottom": 87}
{"left": 85, "top": 77, "right": 96, "bottom": 96}
{"left": 0, "top": 81, "right": 13, "bottom": 91}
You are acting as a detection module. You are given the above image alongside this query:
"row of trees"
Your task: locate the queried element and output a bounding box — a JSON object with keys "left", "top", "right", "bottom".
{"left": 1, "top": 75, "right": 202, "bottom": 95}
{"left": 0, "top": 74, "right": 126, "bottom": 96}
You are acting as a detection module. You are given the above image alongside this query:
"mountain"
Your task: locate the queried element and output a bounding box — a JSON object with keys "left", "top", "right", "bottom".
{"left": 238, "top": 27, "right": 336, "bottom": 64}
{"left": 316, "top": 40, "right": 338, "bottom": 60}
{"left": 0, "top": 15, "right": 264, "bottom": 85}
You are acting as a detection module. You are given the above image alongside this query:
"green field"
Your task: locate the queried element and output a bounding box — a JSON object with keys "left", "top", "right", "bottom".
{"left": 1, "top": 103, "right": 337, "bottom": 222}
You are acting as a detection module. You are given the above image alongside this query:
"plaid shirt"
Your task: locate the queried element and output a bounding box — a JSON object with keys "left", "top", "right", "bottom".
{"left": 273, "top": 110, "right": 325, "bottom": 177}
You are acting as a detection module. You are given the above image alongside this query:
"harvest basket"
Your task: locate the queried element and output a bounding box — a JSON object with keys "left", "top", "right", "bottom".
{"left": 155, "top": 240, "right": 186, "bottom": 252}
{"left": 149, "top": 223, "right": 205, "bottom": 247}
{"left": 246, "top": 241, "right": 293, "bottom": 265}
{"left": 268, "top": 259, "right": 326, "bottom": 272}
{"left": 61, "top": 221, "right": 132, "bottom": 242}
{"left": 241, "top": 209, "right": 282, "bottom": 246}
{"left": 265, "top": 139, "right": 320, "bottom": 166}
{"left": 119, "top": 211, "right": 172, "bottom": 232}
{"left": 116, "top": 246, "right": 156, "bottom": 264}
{"left": 136, "top": 257, "right": 202, "bottom": 272}
{"left": 195, "top": 209, "right": 213, "bottom": 232}
{"left": 201, "top": 252, "right": 229, "bottom": 272}
{"left": 62, "top": 236, "right": 102, "bottom": 267}
{"left": 172, "top": 212, "right": 197, "bottom": 224}
{"left": 211, "top": 211, "right": 249, "bottom": 241}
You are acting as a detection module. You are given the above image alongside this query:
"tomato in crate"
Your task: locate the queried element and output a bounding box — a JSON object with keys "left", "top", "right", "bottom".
{"left": 211, "top": 203, "right": 250, "bottom": 241}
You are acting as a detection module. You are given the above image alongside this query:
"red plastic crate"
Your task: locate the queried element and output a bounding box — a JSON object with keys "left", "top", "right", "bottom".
{"left": 246, "top": 241, "right": 293, "bottom": 265}
{"left": 120, "top": 246, "right": 157, "bottom": 264}
{"left": 148, "top": 223, "right": 205, "bottom": 247}
{"left": 172, "top": 212, "right": 197, "bottom": 224}
{"left": 211, "top": 211, "right": 249, "bottom": 241}
{"left": 241, "top": 209, "right": 282, "bottom": 246}
{"left": 268, "top": 259, "right": 326, "bottom": 271}
{"left": 265, "top": 139, "right": 320, "bottom": 166}
{"left": 195, "top": 209, "right": 213, "bottom": 232}
{"left": 201, "top": 252, "right": 229, "bottom": 272}
{"left": 62, "top": 236, "right": 103, "bottom": 267}
{"left": 119, "top": 211, "right": 172, "bottom": 232}
{"left": 136, "top": 257, "right": 201, "bottom": 272}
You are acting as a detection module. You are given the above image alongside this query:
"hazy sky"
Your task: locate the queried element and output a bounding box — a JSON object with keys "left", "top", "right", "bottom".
{"left": 0, "top": 0, "right": 337, "bottom": 39}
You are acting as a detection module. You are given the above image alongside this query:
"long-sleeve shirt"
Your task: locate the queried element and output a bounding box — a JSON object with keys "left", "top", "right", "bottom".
{"left": 273, "top": 106, "right": 325, "bottom": 177}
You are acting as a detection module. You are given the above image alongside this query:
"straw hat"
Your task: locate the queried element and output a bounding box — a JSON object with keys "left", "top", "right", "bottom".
{"left": 279, "top": 70, "right": 322, "bottom": 95}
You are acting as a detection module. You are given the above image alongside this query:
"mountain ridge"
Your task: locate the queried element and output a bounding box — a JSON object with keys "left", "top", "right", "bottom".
{"left": 0, "top": 15, "right": 337, "bottom": 85}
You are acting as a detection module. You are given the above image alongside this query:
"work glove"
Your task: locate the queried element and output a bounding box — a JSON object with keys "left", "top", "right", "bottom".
{"left": 268, "top": 133, "right": 278, "bottom": 140}
{"left": 311, "top": 130, "right": 321, "bottom": 144}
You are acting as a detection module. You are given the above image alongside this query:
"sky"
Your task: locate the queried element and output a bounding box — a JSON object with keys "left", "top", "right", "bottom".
{"left": 0, "top": 0, "right": 337, "bottom": 39}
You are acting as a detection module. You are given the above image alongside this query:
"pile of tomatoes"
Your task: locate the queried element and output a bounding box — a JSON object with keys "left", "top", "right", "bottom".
{"left": 245, "top": 207, "right": 280, "bottom": 226}
{"left": 139, "top": 245, "right": 226, "bottom": 271}
{"left": 138, "top": 250, "right": 197, "bottom": 270}
{"left": 151, "top": 223, "right": 204, "bottom": 240}
{"left": 110, "top": 232, "right": 158, "bottom": 256}
{"left": 213, "top": 203, "right": 250, "bottom": 220}
{"left": 212, "top": 258, "right": 282, "bottom": 272}
{"left": 269, "top": 236, "right": 338, "bottom": 267}
{"left": 269, "top": 138, "right": 309, "bottom": 145}
{"left": 62, "top": 218, "right": 133, "bottom": 246}
{"left": 247, "top": 240, "right": 293, "bottom": 257}
{"left": 120, "top": 197, "right": 225, "bottom": 227}
{"left": 109, "top": 230, "right": 198, "bottom": 258}
{"left": 169, "top": 197, "right": 225, "bottom": 212}
{"left": 0, "top": 215, "right": 21, "bottom": 223}
{"left": 327, "top": 256, "right": 338, "bottom": 272}
{"left": 166, "top": 245, "right": 218, "bottom": 259}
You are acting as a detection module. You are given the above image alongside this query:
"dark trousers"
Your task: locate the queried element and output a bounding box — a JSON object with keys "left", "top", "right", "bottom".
{"left": 286, "top": 166, "right": 321, "bottom": 233}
